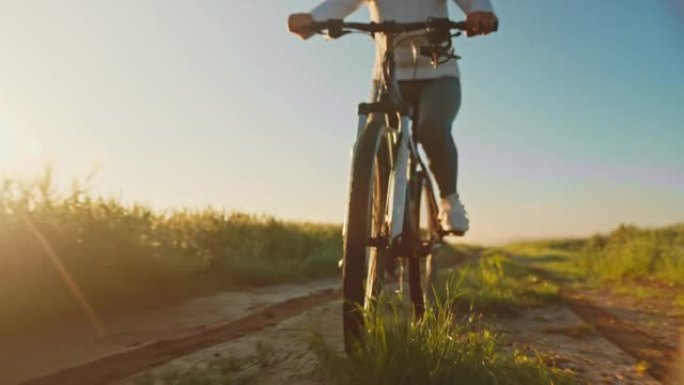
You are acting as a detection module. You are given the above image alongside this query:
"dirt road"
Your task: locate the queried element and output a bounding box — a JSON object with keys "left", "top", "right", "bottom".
{"left": 1, "top": 279, "right": 338, "bottom": 385}
{"left": 115, "top": 283, "right": 678, "bottom": 385}
{"left": 4, "top": 264, "right": 682, "bottom": 385}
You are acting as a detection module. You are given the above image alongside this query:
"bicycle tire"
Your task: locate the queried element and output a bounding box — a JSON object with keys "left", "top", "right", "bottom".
{"left": 406, "top": 169, "right": 439, "bottom": 316}
{"left": 342, "top": 120, "right": 390, "bottom": 353}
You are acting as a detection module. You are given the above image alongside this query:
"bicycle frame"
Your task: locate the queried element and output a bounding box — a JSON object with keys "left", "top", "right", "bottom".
{"left": 351, "top": 31, "right": 441, "bottom": 247}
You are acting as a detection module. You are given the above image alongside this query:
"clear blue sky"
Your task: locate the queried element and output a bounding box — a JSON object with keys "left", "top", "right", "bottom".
{"left": 1, "top": 0, "right": 682, "bottom": 243}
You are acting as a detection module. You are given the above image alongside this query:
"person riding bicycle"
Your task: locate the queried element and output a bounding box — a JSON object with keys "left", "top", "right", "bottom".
{"left": 288, "top": 0, "right": 498, "bottom": 235}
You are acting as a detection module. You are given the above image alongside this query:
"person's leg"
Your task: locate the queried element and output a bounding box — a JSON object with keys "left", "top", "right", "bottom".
{"left": 414, "top": 76, "right": 461, "bottom": 198}
{"left": 396, "top": 77, "right": 467, "bottom": 233}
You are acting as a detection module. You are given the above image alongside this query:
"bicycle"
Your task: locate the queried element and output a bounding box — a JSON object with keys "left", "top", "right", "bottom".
{"left": 310, "top": 18, "right": 481, "bottom": 353}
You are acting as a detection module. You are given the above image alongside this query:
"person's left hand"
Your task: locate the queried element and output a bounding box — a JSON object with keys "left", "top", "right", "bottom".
{"left": 465, "top": 11, "right": 499, "bottom": 37}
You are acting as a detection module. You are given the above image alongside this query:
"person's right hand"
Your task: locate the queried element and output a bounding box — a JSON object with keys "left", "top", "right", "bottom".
{"left": 288, "top": 13, "right": 315, "bottom": 40}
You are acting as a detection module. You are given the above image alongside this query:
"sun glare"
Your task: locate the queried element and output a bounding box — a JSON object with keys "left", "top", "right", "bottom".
{"left": 0, "top": 128, "right": 46, "bottom": 175}
{"left": 0, "top": 128, "right": 17, "bottom": 169}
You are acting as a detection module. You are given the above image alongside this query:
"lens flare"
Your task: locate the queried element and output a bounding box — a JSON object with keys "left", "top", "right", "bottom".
{"left": 19, "top": 213, "right": 108, "bottom": 338}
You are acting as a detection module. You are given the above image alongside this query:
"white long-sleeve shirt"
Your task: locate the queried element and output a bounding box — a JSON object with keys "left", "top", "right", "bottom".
{"left": 310, "top": 0, "right": 495, "bottom": 80}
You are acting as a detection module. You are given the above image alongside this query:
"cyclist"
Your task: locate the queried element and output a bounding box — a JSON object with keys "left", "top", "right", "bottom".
{"left": 288, "top": 0, "right": 498, "bottom": 235}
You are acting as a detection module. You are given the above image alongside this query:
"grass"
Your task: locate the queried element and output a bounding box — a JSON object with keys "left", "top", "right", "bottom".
{"left": 501, "top": 241, "right": 585, "bottom": 280}
{"left": 310, "top": 278, "right": 577, "bottom": 385}
{"left": 508, "top": 224, "right": 684, "bottom": 288}
{"left": 576, "top": 224, "right": 684, "bottom": 285}
{"left": 444, "top": 253, "right": 560, "bottom": 315}
{"left": 0, "top": 170, "right": 341, "bottom": 332}
{"left": 434, "top": 242, "right": 484, "bottom": 268}
{"left": 500, "top": 224, "right": 684, "bottom": 307}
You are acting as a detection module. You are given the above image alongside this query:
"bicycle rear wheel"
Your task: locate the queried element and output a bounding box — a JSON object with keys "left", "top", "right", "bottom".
{"left": 342, "top": 120, "right": 390, "bottom": 353}
{"left": 406, "top": 169, "right": 440, "bottom": 317}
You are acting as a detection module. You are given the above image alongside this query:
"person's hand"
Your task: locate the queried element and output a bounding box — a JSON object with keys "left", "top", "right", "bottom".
{"left": 465, "top": 11, "right": 498, "bottom": 37}
{"left": 288, "top": 13, "right": 315, "bottom": 40}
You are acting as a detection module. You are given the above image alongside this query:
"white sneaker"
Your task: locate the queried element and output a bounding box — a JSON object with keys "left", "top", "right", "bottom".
{"left": 439, "top": 193, "right": 469, "bottom": 235}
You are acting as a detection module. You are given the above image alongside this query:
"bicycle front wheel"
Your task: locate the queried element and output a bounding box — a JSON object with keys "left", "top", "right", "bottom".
{"left": 342, "top": 120, "right": 389, "bottom": 353}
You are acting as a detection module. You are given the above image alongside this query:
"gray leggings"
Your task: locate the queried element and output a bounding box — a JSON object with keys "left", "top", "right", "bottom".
{"left": 371, "top": 76, "right": 461, "bottom": 198}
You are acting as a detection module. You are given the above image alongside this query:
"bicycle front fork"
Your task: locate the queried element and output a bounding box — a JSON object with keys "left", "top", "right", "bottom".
{"left": 354, "top": 102, "right": 413, "bottom": 243}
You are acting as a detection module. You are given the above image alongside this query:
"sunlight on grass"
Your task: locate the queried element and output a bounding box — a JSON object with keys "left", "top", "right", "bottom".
{"left": 577, "top": 224, "right": 684, "bottom": 285}
{"left": 501, "top": 226, "right": 684, "bottom": 310}
{"left": 310, "top": 278, "right": 577, "bottom": 385}
{"left": 0, "top": 170, "right": 341, "bottom": 331}
{"left": 501, "top": 241, "right": 585, "bottom": 279}
{"left": 440, "top": 254, "right": 560, "bottom": 315}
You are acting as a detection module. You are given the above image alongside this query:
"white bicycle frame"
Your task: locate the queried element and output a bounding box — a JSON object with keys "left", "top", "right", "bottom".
{"left": 349, "top": 110, "right": 414, "bottom": 242}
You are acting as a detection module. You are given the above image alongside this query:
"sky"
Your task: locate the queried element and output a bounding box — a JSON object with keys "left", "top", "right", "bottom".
{"left": 0, "top": 0, "right": 683, "bottom": 244}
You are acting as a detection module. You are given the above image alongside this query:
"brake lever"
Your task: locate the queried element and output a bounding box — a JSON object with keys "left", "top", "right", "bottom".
{"left": 436, "top": 54, "right": 461, "bottom": 66}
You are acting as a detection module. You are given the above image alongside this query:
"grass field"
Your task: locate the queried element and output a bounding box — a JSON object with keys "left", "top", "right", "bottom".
{"left": 503, "top": 224, "right": 684, "bottom": 286}
{"left": 0, "top": 171, "right": 341, "bottom": 331}
{"left": 577, "top": 224, "right": 684, "bottom": 285}
{"left": 500, "top": 224, "right": 684, "bottom": 310}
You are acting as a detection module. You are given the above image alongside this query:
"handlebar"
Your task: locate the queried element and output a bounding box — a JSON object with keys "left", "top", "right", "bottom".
{"left": 310, "top": 18, "right": 468, "bottom": 39}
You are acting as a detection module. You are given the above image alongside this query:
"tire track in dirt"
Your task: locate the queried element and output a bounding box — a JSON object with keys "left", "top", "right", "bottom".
{"left": 520, "top": 262, "right": 680, "bottom": 384}
{"left": 21, "top": 288, "right": 341, "bottom": 385}
{"left": 560, "top": 289, "right": 679, "bottom": 383}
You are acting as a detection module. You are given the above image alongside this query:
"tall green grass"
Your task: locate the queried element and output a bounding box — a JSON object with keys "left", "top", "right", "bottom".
{"left": 311, "top": 279, "right": 577, "bottom": 385}
{"left": 0, "top": 171, "right": 341, "bottom": 331}
{"left": 577, "top": 224, "right": 684, "bottom": 284}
